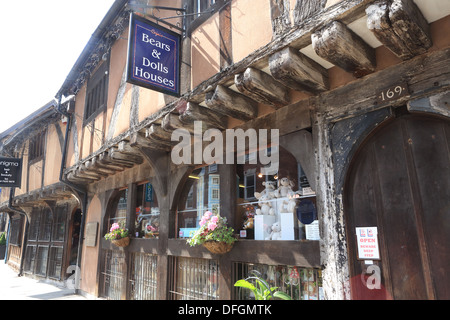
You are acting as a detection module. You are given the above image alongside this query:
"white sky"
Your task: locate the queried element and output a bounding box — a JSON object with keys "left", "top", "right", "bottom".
{"left": 0, "top": 0, "right": 116, "bottom": 134}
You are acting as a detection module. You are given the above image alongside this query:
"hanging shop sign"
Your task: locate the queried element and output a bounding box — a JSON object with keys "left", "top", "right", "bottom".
{"left": 356, "top": 227, "right": 380, "bottom": 260}
{"left": 0, "top": 157, "right": 22, "bottom": 188}
{"left": 126, "top": 13, "right": 181, "bottom": 97}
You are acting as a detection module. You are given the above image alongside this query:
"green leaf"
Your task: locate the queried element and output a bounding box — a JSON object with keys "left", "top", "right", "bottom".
{"left": 273, "top": 291, "right": 292, "bottom": 300}
{"left": 234, "top": 279, "right": 256, "bottom": 292}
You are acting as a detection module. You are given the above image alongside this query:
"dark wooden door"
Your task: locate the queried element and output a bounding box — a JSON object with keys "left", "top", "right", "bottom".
{"left": 345, "top": 114, "right": 450, "bottom": 300}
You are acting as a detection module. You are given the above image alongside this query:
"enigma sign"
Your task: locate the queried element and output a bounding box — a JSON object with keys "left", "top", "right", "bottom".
{"left": 126, "top": 13, "right": 181, "bottom": 96}
{"left": 0, "top": 157, "right": 22, "bottom": 188}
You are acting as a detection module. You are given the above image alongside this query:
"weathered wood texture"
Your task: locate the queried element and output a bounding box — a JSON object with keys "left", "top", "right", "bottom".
{"left": 366, "top": 0, "right": 432, "bottom": 60}
{"left": 318, "top": 47, "right": 450, "bottom": 119}
{"left": 179, "top": 102, "right": 227, "bottom": 130}
{"left": 205, "top": 85, "right": 258, "bottom": 120}
{"left": 293, "top": 0, "right": 327, "bottom": 23}
{"left": 269, "top": 46, "right": 329, "bottom": 93}
{"left": 271, "top": 0, "right": 292, "bottom": 36}
{"left": 235, "top": 67, "right": 290, "bottom": 108}
{"left": 312, "top": 20, "right": 376, "bottom": 77}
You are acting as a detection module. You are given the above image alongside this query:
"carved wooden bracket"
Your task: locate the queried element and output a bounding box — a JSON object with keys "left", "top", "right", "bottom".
{"left": 312, "top": 20, "right": 376, "bottom": 77}
{"left": 366, "top": 0, "right": 432, "bottom": 60}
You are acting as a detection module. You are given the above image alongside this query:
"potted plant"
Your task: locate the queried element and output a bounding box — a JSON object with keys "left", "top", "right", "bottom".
{"left": 187, "top": 211, "right": 237, "bottom": 254}
{"left": 104, "top": 222, "right": 130, "bottom": 247}
{"left": 234, "top": 271, "right": 292, "bottom": 300}
{"left": 0, "top": 232, "right": 6, "bottom": 260}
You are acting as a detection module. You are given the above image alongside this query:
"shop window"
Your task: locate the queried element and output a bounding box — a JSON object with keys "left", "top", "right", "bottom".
{"left": 177, "top": 166, "right": 221, "bottom": 238}
{"left": 135, "top": 183, "right": 160, "bottom": 239}
{"left": 233, "top": 262, "right": 323, "bottom": 300}
{"left": 48, "top": 246, "right": 64, "bottom": 280}
{"left": 236, "top": 146, "right": 317, "bottom": 241}
{"left": 108, "top": 189, "right": 127, "bottom": 231}
{"left": 23, "top": 245, "right": 36, "bottom": 273}
{"left": 38, "top": 208, "right": 52, "bottom": 242}
{"left": 168, "top": 256, "right": 219, "bottom": 300}
{"left": 52, "top": 205, "right": 68, "bottom": 242}
{"left": 28, "top": 210, "right": 41, "bottom": 241}
{"left": 35, "top": 245, "right": 49, "bottom": 276}
{"left": 8, "top": 216, "right": 23, "bottom": 246}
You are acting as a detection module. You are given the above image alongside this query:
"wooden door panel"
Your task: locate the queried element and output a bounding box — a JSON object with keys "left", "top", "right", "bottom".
{"left": 345, "top": 114, "right": 450, "bottom": 300}
{"left": 406, "top": 118, "right": 450, "bottom": 299}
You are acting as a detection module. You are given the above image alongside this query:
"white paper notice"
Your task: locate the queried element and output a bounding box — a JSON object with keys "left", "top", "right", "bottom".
{"left": 356, "top": 227, "right": 380, "bottom": 260}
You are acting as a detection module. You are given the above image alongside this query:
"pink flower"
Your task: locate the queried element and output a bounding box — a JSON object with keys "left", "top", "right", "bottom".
{"left": 204, "top": 211, "right": 213, "bottom": 219}
{"left": 210, "top": 215, "right": 219, "bottom": 223}
{"left": 207, "top": 222, "right": 217, "bottom": 231}
{"left": 110, "top": 223, "right": 120, "bottom": 232}
{"left": 199, "top": 218, "right": 206, "bottom": 226}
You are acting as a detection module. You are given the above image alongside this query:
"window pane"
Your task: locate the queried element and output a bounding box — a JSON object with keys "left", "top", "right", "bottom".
{"left": 177, "top": 166, "right": 220, "bottom": 238}
{"left": 237, "top": 146, "right": 310, "bottom": 241}
{"left": 36, "top": 246, "right": 49, "bottom": 276}
{"left": 135, "top": 183, "right": 160, "bottom": 239}
{"left": 109, "top": 189, "right": 127, "bottom": 229}
{"left": 233, "top": 262, "right": 323, "bottom": 300}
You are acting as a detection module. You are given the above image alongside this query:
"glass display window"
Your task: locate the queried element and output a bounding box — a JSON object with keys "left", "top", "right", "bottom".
{"left": 176, "top": 166, "right": 220, "bottom": 238}
{"left": 233, "top": 262, "right": 323, "bottom": 300}
{"left": 236, "top": 146, "right": 316, "bottom": 241}
{"left": 135, "top": 183, "right": 160, "bottom": 239}
{"left": 108, "top": 189, "right": 127, "bottom": 231}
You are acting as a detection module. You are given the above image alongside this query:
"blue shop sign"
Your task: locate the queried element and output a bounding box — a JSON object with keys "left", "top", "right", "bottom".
{"left": 126, "top": 13, "right": 181, "bottom": 96}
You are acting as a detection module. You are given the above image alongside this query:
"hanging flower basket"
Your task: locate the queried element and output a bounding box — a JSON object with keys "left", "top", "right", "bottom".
{"left": 203, "top": 240, "right": 234, "bottom": 254}
{"left": 187, "top": 211, "right": 237, "bottom": 254}
{"left": 111, "top": 236, "right": 130, "bottom": 248}
{"left": 105, "top": 223, "right": 130, "bottom": 248}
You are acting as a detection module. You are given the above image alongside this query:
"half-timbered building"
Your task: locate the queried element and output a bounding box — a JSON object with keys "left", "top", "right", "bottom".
{"left": 1, "top": 0, "right": 449, "bottom": 300}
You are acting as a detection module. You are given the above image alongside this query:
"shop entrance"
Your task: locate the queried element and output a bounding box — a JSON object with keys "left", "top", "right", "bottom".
{"left": 344, "top": 113, "right": 450, "bottom": 299}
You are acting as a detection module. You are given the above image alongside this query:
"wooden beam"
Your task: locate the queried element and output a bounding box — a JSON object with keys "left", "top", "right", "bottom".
{"left": 97, "top": 152, "right": 129, "bottom": 171}
{"left": 108, "top": 147, "right": 143, "bottom": 166}
{"left": 145, "top": 124, "right": 176, "bottom": 149}
{"left": 179, "top": 102, "right": 227, "bottom": 130}
{"left": 130, "top": 131, "right": 171, "bottom": 152}
{"left": 312, "top": 20, "right": 376, "bottom": 77}
{"left": 85, "top": 157, "right": 118, "bottom": 175}
{"left": 269, "top": 46, "right": 329, "bottom": 94}
{"left": 366, "top": 0, "right": 432, "bottom": 60}
{"left": 235, "top": 67, "right": 290, "bottom": 109}
{"left": 162, "top": 112, "right": 195, "bottom": 134}
{"left": 205, "top": 85, "right": 258, "bottom": 121}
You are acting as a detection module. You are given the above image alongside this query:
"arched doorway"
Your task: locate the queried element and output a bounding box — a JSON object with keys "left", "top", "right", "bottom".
{"left": 344, "top": 113, "right": 450, "bottom": 299}
{"left": 66, "top": 208, "right": 82, "bottom": 277}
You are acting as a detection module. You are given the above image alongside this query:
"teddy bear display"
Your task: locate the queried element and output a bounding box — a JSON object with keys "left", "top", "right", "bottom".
{"left": 266, "top": 221, "right": 282, "bottom": 240}
{"left": 274, "top": 177, "right": 296, "bottom": 198}
{"left": 243, "top": 217, "right": 254, "bottom": 229}
{"left": 254, "top": 181, "right": 276, "bottom": 215}
{"left": 274, "top": 177, "right": 298, "bottom": 214}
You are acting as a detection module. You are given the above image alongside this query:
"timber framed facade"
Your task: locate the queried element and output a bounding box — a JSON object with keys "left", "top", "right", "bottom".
{"left": 1, "top": 0, "right": 449, "bottom": 300}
